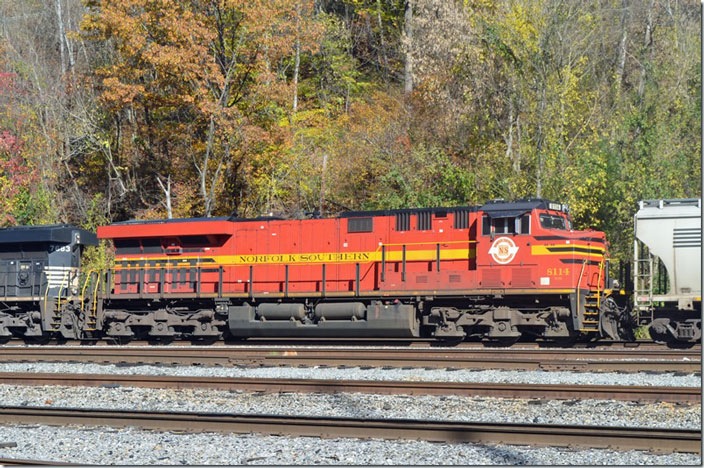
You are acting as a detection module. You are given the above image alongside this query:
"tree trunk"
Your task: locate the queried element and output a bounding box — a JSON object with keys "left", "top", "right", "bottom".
{"left": 637, "top": 0, "right": 655, "bottom": 100}
{"left": 376, "top": 0, "right": 389, "bottom": 84}
{"left": 403, "top": 0, "right": 413, "bottom": 94}
{"left": 535, "top": 86, "right": 547, "bottom": 198}
{"left": 319, "top": 153, "right": 328, "bottom": 216}
{"left": 200, "top": 116, "right": 216, "bottom": 217}
{"left": 292, "top": 2, "right": 302, "bottom": 113}
{"left": 54, "top": 0, "right": 66, "bottom": 76}
{"left": 293, "top": 37, "right": 300, "bottom": 112}
{"left": 615, "top": 0, "right": 629, "bottom": 93}
{"left": 344, "top": 4, "right": 351, "bottom": 113}
{"left": 156, "top": 175, "right": 173, "bottom": 219}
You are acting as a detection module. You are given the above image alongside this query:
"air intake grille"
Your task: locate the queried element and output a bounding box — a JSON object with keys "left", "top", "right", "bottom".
{"left": 673, "top": 227, "right": 701, "bottom": 248}
{"left": 348, "top": 217, "right": 373, "bottom": 233}
{"left": 417, "top": 211, "right": 432, "bottom": 230}
{"left": 454, "top": 210, "right": 469, "bottom": 229}
{"left": 396, "top": 213, "right": 410, "bottom": 231}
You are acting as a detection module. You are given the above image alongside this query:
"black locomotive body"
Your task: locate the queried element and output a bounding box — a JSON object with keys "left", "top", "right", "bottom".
{"left": 0, "top": 224, "right": 97, "bottom": 339}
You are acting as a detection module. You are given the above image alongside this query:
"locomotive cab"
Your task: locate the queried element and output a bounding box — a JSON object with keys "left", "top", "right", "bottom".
{"left": 0, "top": 224, "right": 97, "bottom": 339}
{"left": 471, "top": 198, "right": 619, "bottom": 341}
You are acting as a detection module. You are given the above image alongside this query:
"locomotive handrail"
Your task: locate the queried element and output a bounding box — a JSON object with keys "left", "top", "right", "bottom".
{"left": 56, "top": 269, "right": 70, "bottom": 305}
{"left": 42, "top": 272, "right": 50, "bottom": 315}
{"left": 80, "top": 269, "right": 98, "bottom": 305}
{"left": 51, "top": 269, "right": 71, "bottom": 329}
{"left": 596, "top": 259, "right": 605, "bottom": 308}
{"left": 106, "top": 238, "right": 475, "bottom": 298}
{"left": 376, "top": 239, "right": 477, "bottom": 248}
{"left": 93, "top": 272, "right": 101, "bottom": 315}
{"left": 109, "top": 240, "right": 477, "bottom": 269}
{"left": 575, "top": 259, "right": 588, "bottom": 319}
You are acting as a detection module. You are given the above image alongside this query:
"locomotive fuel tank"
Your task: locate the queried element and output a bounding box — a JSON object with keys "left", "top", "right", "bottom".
{"left": 228, "top": 302, "right": 418, "bottom": 337}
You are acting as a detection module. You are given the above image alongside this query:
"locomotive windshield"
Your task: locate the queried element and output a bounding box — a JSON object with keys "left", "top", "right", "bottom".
{"left": 539, "top": 213, "right": 568, "bottom": 230}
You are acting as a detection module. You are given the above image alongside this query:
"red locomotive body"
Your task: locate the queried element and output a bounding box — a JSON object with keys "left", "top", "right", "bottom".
{"left": 96, "top": 198, "right": 614, "bottom": 341}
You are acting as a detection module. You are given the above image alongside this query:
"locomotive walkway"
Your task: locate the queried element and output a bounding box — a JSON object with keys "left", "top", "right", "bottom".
{"left": 0, "top": 406, "right": 699, "bottom": 454}
{"left": 0, "top": 372, "right": 699, "bottom": 403}
{"left": 0, "top": 345, "right": 699, "bottom": 373}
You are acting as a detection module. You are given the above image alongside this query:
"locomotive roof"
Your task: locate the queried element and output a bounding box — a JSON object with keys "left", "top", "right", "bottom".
{"left": 479, "top": 198, "right": 567, "bottom": 215}
{"left": 0, "top": 224, "right": 98, "bottom": 245}
{"left": 110, "top": 215, "right": 285, "bottom": 225}
{"left": 340, "top": 205, "right": 477, "bottom": 218}
{"left": 106, "top": 198, "right": 565, "bottom": 227}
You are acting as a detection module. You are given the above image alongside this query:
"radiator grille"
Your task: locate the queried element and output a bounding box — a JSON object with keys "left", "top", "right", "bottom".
{"left": 481, "top": 269, "right": 502, "bottom": 287}
{"left": 511, "top": 268, "right": 532, "bottom": 287}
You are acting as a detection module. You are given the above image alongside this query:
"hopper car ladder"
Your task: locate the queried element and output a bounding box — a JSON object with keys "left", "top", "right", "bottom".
{"left": 633, "top": 242, "right": 654, "bottom": 325}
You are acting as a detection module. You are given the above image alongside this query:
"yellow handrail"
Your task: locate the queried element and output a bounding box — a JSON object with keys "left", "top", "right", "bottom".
{"left": 576, "top": 259, "right": 587, "bottom": 289}
{"left": 80, "top": 269, "right": 97, "bottom": 305}
{"left": 596, "top": 259, "right": 605, "bottom": 308}
{"left": 92, "top": 274, "right": 101, "bottom": 316}
{"left": 53, "top": 270, "right": 71, "bottom": 327}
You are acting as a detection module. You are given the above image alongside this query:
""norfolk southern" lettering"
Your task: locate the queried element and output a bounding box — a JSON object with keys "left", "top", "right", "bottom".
{"left": 235, "top": 252, "right": 372, "bottom": 264}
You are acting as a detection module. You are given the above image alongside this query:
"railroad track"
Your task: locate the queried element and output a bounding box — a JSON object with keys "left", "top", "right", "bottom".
{"left": 2, "top": 337, "right": 696, "bottom": 350}
{"left": 0, "top": 372, "right": 699, "bottom": 403}
{"left": 0, "top": 406, "right": 698, "bottom": 454}
{"left": 0, "top": 457, "right": 73, "bottom": 466}
{"left": 0, "top": 346, "right": 699, "bottom": 372}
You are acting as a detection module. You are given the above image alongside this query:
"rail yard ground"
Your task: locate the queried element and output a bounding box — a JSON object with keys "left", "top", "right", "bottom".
{"left": 0, "top": 345, "right": 700, "bottom": 465}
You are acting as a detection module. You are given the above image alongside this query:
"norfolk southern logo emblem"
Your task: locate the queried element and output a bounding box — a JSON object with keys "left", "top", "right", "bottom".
{"left": 489, "top": 237, "right": 519, "bottom": 264}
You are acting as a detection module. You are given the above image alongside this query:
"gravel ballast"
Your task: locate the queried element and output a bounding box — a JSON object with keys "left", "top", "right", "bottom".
{"left": 0, "top": 424, "right": 700, "bottom": 465}
{"left": 0, "top": 361, "right": 699, "bottom": 464}
{"left": 0, "top": 361, "right": 699, "bottom": 386}
{"left": 0, "top": 384, "right": 699, "bottom": 429}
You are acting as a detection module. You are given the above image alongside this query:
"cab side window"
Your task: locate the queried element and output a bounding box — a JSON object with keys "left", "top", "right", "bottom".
{"left": 482, "top": 214, "right": 531, "bottom": 235}
{"left": 539, "top": 214, "right": 567, "bottom": 230}
{"left": 519, "top": 214, "right": 530, "bottom": 233}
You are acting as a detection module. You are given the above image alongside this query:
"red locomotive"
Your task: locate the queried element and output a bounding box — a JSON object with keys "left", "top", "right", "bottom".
{"left": 95, "top": 198, "right": 622, "bottom": 342}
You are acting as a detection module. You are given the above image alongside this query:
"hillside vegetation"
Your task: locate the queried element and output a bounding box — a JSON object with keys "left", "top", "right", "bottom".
{"left": 0, "top": 0, "right": 700, "bottom": 260}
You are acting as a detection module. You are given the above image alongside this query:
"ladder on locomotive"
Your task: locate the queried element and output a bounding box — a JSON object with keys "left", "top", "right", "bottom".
{"left": 579, "top": 259, "right": 603, "bottom": 333}
{"left": 80, "top": 270, "right": 102, "bottom": 332}
{"left": 43, "top": 270, "right": 70, "bottom": 332}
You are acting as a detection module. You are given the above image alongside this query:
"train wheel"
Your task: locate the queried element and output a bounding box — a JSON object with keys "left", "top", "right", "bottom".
{"left": 24, "top": 334, "right": 52, "bottom": 345}
{"left": 190, "top": 336, "right": 218, "bottom": 345}
{"left": 147, "top": 336, "right": 175, "bottom": 345}
{"left": 107, "top": 336, "right": 133, "bottom": 345}
{"left": 492, "top": 336, "right": 520, "bottom": 346}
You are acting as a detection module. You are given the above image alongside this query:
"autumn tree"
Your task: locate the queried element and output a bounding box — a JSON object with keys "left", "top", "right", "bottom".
{"left": 80, "top": 0, "right": 322, "bottom": 219}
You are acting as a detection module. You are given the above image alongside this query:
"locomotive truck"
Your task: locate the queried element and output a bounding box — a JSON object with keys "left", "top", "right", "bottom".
{"left": 0, "top": 197, "right": 698, "bottom": 344}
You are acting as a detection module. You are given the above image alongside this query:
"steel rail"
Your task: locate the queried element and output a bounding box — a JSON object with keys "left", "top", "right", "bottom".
{"left": 0, "top": 372, "right": 699, "bottom": 403}
{"left": 0, "top": 457, "right": 74, "bottom": 466}
{"left": 0, "top": 347, "right": 699, "bottom": 372}
{"left": 0, "top": 406, "right": 699, "bottom": 454}
{"left": 2, "top": 338, "right": 698, "bottom": 351}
